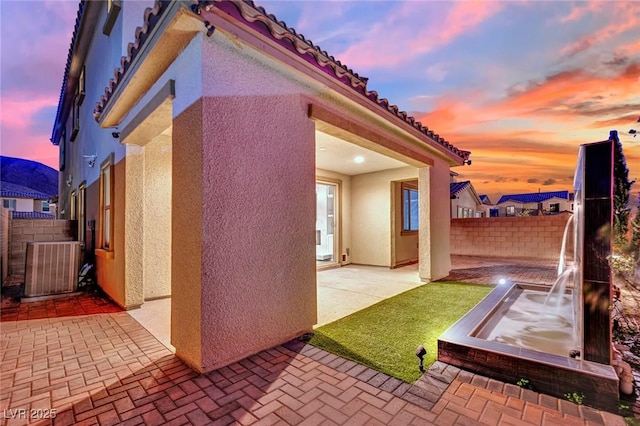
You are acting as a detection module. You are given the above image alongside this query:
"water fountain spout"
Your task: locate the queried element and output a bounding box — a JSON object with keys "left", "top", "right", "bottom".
{"left": 558, "top": 213, "right": 574, "bottom": 276}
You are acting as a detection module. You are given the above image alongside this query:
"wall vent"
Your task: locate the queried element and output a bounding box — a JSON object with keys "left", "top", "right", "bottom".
{"left": 24, "top": 241, "right": 81, "bottom": 297}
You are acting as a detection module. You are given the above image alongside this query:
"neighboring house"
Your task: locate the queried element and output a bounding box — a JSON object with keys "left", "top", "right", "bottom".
{"left": 450, "top": 181, "right": 486, "bottom": 218}
{"left": 0, "top": 156, "right": 58, "bottom": 219}
{"left": 50, "top": 0, "right": 470, "bottom": 373}
{"left": 478, "top": 194, "right": 499, "bottom": 217}
{"left": 495, "top": 190, "right": 574, "bottom": 217}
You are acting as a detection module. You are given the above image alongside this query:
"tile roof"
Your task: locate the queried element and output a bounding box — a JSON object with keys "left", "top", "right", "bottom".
{"left": 497, "top": 190, "right": 571, "bottom": 205}
{"left": 1, "top": 182, "right": 51, "bottom": 200}
{"left": 450, "top": 181, "right": 471, "bottom": 198}
{"left": 91, "top": 0, "right": 469, "bottom": 162}
{"left": 51, "top": 1, "right": 86, "bottom": 145}
{"left": 11, "top": 211, "right": 56, "bottom": 219}
{"left": 93, "top": 1, "right": 168, "bottom": 123}
{"left": 479, "top": 195, "right": 492, "bottom": 205}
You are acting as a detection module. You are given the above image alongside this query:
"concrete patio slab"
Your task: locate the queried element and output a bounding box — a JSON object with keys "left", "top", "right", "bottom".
{"left": 316, "top": 264, "right": 423, "bottom": 326}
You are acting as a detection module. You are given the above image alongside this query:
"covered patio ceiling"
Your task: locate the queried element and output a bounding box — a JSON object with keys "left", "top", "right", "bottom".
{"left": 315, "top": 131, "right": 410, "bottom": 176}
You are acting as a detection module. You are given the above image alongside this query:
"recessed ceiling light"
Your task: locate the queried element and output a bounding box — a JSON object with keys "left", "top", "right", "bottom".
{"left": 354, "top": 156, "right": 365, "bottom": 164}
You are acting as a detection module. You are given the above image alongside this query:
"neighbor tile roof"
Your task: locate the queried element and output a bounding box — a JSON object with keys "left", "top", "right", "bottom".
{"left": 11, "top": 211, "right": 55, "bottom": 220}
{"left": 91, "top": 0, "right": 469, "bottom": 162}
{"left": 497, "top": 190, "right": 571, "bottom": 205}
{"left": 450, "top": 181, "right": 471, "bottom": 198}
{"left": 1, "top": 182, "right": 51, "bottom": 200}
{"left": 479, "top": 195, "right": 492, "bottom": 205}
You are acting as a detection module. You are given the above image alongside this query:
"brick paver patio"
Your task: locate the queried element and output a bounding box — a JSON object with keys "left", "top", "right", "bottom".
{"left": 0, "top": 256, "right": 631, "bottom": 425}
{"left": 0, "top": 299, "right": 626, "bottom": 425}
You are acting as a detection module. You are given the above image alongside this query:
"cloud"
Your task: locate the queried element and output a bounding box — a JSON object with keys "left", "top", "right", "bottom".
{"left": 559, "top": 2, "right": 640, "bottom": 58}
{"left": 542, "top": 179, "right": 556, "bottom": 186}
{"left": 555, "top": 1, "right": 606, "bottom": 24}
{"left": 527, "top": 178, "right": 539, "bottom": 183}
{"left": 337, "top": 0, "right": 504, "bottom": 70}
{"left": 588, "top": 114, "right": 640, "bottom": 129}
{"left": 0, "top": 95, "right": 58, "bottom": 130}
{"left": 603, "top": 54, "right": 629, "bottom": 67}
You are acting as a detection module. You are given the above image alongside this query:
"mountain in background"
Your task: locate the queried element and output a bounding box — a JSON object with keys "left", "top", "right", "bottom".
{"left": 0, "top": 156, "right": 58, "bottom": 196}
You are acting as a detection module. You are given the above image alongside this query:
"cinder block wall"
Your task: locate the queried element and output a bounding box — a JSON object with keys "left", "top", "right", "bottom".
{"left": 451, "top": 213, "right": 572, "bottom": 260}
{"left": 9, "top": 219, "right": 76, "bottom": 277}
{"left": 1, "top": 208, "right": 9, "bottom": 284}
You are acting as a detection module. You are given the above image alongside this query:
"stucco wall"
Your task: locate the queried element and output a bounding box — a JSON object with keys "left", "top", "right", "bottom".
{"left": 351, "top": 167, "right": 418, "bottom": 266}
{"left": 427, "top": 160, "right": 453, "bottom": 280}
{"left": 450, "top": 212, "right": 572, "bottom": 259}
{"left": 316, "top": 169, "right": 352, "bottom": 264}
{"left": 94, "top": 159, "right": 127, "bottom": 308}
{"left": 8, "top": 218, "right": 75, "bottom": 277}
{"left": 143, "top": 135, "right": 172, "bottom": 299}
{"left": 452, "top": 189, "right": 479, "bottom": 218}
{"left": 198, "top": 92, "right": 317, "bottom": 372}
{"left": 172, "top": 100, "right": 203, "bottom": 371}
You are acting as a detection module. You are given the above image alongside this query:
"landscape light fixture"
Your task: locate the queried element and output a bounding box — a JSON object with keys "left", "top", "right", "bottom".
{"left": 415, "top": 345, "right": 427, "bottom": 372}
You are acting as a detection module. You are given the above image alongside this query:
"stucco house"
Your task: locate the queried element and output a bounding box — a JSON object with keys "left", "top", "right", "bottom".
{"left": 450, "top": 181, "right": 486, "bottom": 218}
{"left": 1, "top": 183, "right": 54, "bottom": 219}
{"left": 495, "top": 190, "right": 574, "bottom": 217}
{"left": 50, "top": 0, "right": 470, "bottom": 373}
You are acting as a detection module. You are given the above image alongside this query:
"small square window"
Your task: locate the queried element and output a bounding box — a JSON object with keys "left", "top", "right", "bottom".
{"left": 76, "top": 65, "right": 85, "bottom": 106}
{"left": 103, "top": 0, "right": 121, "bottom": 36}
{"left": 71, "top": 99, "right": 79, "bottom": 142}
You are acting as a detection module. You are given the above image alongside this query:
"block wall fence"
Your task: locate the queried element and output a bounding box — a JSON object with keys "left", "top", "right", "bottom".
{"left": 8, "top": 218, "right": 76, "bottom": 277}
{"left": 450, "top": 212, "right": 572, "bottom": 260}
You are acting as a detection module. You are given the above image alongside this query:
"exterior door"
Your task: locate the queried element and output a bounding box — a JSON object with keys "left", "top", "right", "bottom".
{"left": 316, "top": 181, "right": 338, "bottom": 267}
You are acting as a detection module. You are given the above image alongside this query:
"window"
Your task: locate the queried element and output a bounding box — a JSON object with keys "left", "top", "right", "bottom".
{"left": 2, "top": 199, "right": 16, "bottom": 210}
{"left": 76, "top": 65, "right": 85, "bottom": 106}
{"left": 59, "top": 127, "right": 66, "bottom": 171}
{"left": 70, "top": 191, "right": 77, "bottom": 220}
{"left": 103, "top": 0, "right": 121, "bottom": 35}
{"left": 71, "top": 98, "right": 79, "bottom": 141}
{"left": 549, "top": 203, "right": 560, "bottom": 213}
{"left": 490, "top": 208, "right": 499, "bottom": 217}
{"left": 41, "top": 201, "right": 50, "bottom": 212}
{"left": 78, "top": 184, "right": 86, "bottom": 244}
{"left": 402, "top": 183, "right": 419, "bottom": 232}
{"left": 506, "top": 205, "right": 515, "bottom": 216}
{"left": 457, "top": 207, "right": 473, "bottom": 218}
{"left": 99, "top": 157, "right": 113, "bottom": 250}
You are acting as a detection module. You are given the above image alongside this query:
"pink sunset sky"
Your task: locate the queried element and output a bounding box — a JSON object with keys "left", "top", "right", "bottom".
{"left": 1, "top": 0, "right": 639, "bottom": 202}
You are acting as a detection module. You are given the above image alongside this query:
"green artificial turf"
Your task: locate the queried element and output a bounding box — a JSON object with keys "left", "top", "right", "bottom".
{"left": 308, "top": 281, "right": 492, "bottom": 383}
